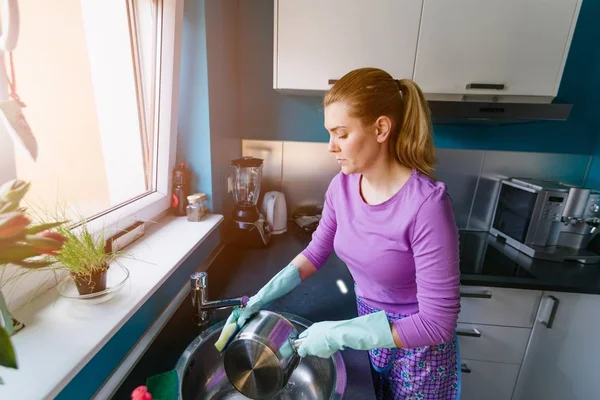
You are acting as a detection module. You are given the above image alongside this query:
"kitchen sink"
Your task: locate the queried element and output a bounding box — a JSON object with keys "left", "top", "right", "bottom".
{"left": 175, "top": 312, "right": 347, "bottom": 399}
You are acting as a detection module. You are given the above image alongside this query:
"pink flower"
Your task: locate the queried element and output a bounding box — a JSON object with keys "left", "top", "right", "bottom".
{"left": 131, "top": 385, "right": 152, "bottom": 400}
{"left": 0, "top": 212, "right": 30, "bottom": 239}
{"left": 33, "top": 231, "right": 66, "bottom": 255}
{"left": 24, "top": 231, "right": 67, "bottom": 255}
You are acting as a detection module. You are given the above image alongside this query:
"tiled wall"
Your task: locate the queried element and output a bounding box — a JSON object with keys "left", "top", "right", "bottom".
{"left": 243, "top": 140, "right": 592, "bottom": 231}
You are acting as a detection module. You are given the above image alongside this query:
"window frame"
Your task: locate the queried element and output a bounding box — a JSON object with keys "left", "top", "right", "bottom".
{"left": 0, "top": 0, "right": 184, "bottom": 311}
{"left": 78, "top": 0, "right": 183, "bottom": 237}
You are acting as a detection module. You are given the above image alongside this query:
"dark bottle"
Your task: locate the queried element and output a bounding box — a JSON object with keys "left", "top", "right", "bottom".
{"left": 172, "top": 162, "right": 191, "bottom": 216}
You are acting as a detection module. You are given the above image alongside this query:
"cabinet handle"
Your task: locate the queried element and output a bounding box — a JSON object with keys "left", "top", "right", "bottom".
{"left": 539, "top": 295, "right": 560, "bottom": 329}
{"left": 460, "top": 290, "right": 492, "bottom": 299}
{"left": 456, "top": 328, "right": 482, "bottom": 338}
{"left": 461, "top": 363, "right": 472, "bottom": 374}
{"left": 466, "top": 83, "right": 505, "bottom": 90}
{"left": 328, "top": 79, "right": 338, "bottom": 85}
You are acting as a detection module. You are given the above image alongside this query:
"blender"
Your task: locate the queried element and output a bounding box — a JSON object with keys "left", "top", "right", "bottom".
{"left": 230, "top": 157, "right": 271, "bottom": 246}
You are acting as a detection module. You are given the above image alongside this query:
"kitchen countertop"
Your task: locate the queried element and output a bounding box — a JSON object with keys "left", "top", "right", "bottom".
{"left": 114, "top": 225, "right": 600, "bottom": 399}
{"left": 458, "top": 231, "right": 600, "bottom": 294}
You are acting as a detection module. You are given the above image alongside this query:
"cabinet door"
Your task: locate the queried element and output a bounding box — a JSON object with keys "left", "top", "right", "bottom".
{"left": 275, "top": 0, "right": 422, "bottom": 92}
{"left": 414, "top": 0, "right": 581, "bottom": 97}
{"left": 460, "top": 359, "right": 520, "bottom": 400}
{"left": 513, "top": 292, "right": 600, "bottom": 400}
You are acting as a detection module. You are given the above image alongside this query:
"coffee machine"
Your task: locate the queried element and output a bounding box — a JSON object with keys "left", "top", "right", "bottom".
{"left": 229, "top": 157, "right": 271, "bottom": 247}
{"left": 558, "top": 187, "right": 600, "bottom": 251}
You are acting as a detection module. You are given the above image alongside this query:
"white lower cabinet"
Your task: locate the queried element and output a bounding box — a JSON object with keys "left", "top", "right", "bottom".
{"left": 460, "top": 359, "right": 520, "bottom": 400}
{"left": 512, "top": 292, "right": 600, "bottom": 400}
{"left": 457, "top": 287, "right": 541, "bottom": 399}
{"left": 457, "top": 323, "right": 530, "bottom": 364}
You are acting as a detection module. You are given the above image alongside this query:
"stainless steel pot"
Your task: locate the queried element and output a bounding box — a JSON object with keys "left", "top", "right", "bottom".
{"left": 223, "top": 310, "right": 304, "bottom": 399}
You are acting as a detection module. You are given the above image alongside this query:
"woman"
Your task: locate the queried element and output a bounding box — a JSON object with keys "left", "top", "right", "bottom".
{"left": 217, "top": 67, "right": 461, "bottom": 399}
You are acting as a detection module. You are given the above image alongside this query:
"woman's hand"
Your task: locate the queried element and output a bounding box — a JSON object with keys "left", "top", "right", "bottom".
{"left": 296, "top": 320, "right": 341, "bottom": 358}
{"left": 214, "top": 263, "right": 302, "bottom": 351}
{"left": 296, "top": 311, "right": 397, "bottom": 358}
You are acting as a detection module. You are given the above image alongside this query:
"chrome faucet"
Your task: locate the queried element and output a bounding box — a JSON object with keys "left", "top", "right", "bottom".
{"left": 190, "top": 272, "right": 249, "bottom": 327}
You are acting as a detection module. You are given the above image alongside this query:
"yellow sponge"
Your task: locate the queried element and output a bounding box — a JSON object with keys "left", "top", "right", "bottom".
{"left": 214, "top": 322, "right": 238, "bottom": 352}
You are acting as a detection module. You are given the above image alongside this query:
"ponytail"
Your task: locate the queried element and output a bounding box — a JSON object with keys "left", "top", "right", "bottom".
{"left": 394, "top": 79, "right": 435, "bottom": 177}
{"left": 325, "top": 68, "right": 436, "bottom": 177}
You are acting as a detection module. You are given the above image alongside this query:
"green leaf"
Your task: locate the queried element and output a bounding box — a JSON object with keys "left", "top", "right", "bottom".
{"left": 23, "top": 234, "right": 63, "bottom": 251}
{"left": 0, "top": 180, "right": 29, "bottom": 205}
{"left": 0, "top": 243, "right": 40, "bottom": 263}
{"left": 13, "top": 260, "right": 53, "bottom": 269}
{"left": 0, "top": 235, "right": 25, "bottom": 249}
{"left": 25, "top": 221, "right": 67, "bottom": 235}
{"left": 0, "top": 327, "right": 17, "bottom": 369}
{"left": 0, "top": 201, "right": 18, "bottom": 214}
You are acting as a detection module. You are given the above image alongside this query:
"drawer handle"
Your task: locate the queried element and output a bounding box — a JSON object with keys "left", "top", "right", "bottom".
{"left": 456, "top": 328, "right": 481, "bottom": 338}
{"left": 328, "top": 79, "right": 338, "bottom": 85}
{"left": 539, "top": 295, "right": 560, "bottom": 329}
{"left": 461, "top": 363, "right": 471, "bottom": 374}
{"left": 460, "top": 290, "right": 492, "bottom": 299}
{"left": 466, "top": 83, "right": 505, "bottom": 90}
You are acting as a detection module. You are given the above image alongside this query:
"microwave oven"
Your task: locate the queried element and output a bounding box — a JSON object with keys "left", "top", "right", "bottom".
{"left": 489, "top": 178, "right": 600, "bottom": 263}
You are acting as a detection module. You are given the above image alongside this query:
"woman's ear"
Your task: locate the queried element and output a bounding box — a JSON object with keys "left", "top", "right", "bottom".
{"left": 374, "top": 116, "right": 392, "bottom": 143}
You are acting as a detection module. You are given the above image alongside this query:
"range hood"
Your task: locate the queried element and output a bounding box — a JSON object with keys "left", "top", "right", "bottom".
{"left": 428, "top": 100, "right": 572, "bottom": 126}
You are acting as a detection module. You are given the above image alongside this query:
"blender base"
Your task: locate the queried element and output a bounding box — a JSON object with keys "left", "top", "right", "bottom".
{"left": 228, "top": 216, "right": 271, "bottom": 247}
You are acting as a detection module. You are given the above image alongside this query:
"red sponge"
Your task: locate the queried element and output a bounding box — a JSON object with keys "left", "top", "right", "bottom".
{"left": 131, "top": 385, "right": 153, "bottom": 400}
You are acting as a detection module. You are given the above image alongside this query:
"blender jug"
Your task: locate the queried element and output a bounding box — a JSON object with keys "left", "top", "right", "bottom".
{"left": 230, "top": 157, "right": 271, "bottom": 246}
{"left": 232, "top": 157, "right": 263, "bottom": 209}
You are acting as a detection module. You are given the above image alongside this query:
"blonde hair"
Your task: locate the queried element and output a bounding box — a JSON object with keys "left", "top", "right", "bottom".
{"left": 324, "top": 67, "right": 435, "bottom": 176}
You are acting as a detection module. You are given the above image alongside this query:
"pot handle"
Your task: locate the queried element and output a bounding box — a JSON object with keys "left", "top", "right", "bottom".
{"left": 292, "top": 337, "right": 305, "bottom": 351}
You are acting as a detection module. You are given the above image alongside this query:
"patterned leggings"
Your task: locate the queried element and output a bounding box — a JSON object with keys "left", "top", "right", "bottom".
{"left": 357, "top": 297, "right": 461, "bottom": 400}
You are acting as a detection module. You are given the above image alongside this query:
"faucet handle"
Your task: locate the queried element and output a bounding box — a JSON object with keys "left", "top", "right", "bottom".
{"left": 241, "top": 296, "right": 250, "bottom": 307}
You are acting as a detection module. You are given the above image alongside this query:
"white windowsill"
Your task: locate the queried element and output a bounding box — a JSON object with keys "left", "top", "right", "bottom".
{"left": 0, "top": 213, "right": 223, "bottom": 400}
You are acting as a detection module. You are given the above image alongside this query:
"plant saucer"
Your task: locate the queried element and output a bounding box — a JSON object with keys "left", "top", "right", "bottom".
{"left": 56, "top": 261, "right": 130, "bottom": 305}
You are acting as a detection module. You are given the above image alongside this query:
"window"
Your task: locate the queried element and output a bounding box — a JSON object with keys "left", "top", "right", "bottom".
{"left": 1, "top": 0, "right": 182, "bottom": 308}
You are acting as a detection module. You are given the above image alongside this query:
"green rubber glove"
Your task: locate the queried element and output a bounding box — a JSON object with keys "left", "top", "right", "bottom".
{"left": 214, "top": 263, "right": 301, "bottom": 352}
{"left": 296, "top": 311, "right": 397, "bottom": 359}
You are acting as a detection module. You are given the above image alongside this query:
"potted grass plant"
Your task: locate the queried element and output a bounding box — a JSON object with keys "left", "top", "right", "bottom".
{"left": 51, "top": 222, "right": 116, "bottom": 296}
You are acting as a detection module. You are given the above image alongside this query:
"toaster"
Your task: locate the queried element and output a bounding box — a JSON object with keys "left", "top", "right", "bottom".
{"left": 261, "top": 191, "right": 287, "bottom": 235}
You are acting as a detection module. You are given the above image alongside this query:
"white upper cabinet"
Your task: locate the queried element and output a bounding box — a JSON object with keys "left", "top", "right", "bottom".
{"left": 413, "top": 0, "right": 581, "bottom": 98}
{"left": 273, "top": 0, "right": 423, "bottom": 93}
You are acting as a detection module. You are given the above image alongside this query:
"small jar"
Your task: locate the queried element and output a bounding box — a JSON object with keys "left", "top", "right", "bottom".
{"left": 186, "top": 193, "right": 209, "bottom": 222}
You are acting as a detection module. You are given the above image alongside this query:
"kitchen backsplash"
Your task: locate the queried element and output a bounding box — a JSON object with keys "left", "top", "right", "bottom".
{"left": 242, "top": 140, "right": 592, "bottom": 231}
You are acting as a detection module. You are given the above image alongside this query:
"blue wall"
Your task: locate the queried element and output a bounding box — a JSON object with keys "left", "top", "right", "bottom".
{"left": 204, "top": 0, "right": 242, "bottom": 218}
{"left": 573, "top": 1, "right": 600, "bottom": 188}
{"left": 238, "top": 0, "right": 600, "bottom": 155}
{"left": 177, "top": 0, "right": 242, "bottom": 216}
{"left": 177, "top": 0, "right": 214, "bottom": 208}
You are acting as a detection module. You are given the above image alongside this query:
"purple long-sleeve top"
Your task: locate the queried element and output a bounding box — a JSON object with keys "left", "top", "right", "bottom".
{"left": 301, "top": 169, "right": 460, "bottom": 348}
